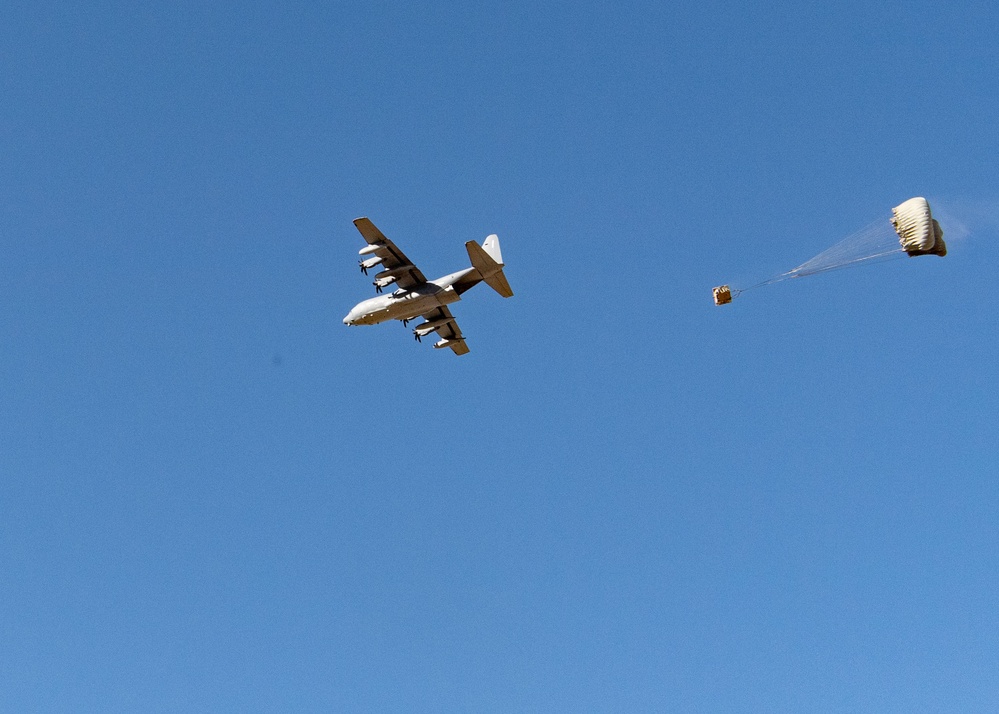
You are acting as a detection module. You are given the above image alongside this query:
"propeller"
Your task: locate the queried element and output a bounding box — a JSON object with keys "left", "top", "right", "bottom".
{"left": 374, "top": 283, "right": 382, "bottom": 294}
{"left": 359, "top": 262, "right": 368, "bottom": 275}
{"left": 414, "top": 330, "right": 422, "bottom": 343}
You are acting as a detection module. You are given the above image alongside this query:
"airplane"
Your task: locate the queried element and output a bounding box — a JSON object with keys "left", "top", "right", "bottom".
{"left": 342, "top": 217, "right": 513, "bottom": 355}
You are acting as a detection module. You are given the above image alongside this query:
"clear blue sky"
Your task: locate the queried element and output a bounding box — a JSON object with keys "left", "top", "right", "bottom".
{"left": 3, "top": 1, "right": 998, "bottom": 711}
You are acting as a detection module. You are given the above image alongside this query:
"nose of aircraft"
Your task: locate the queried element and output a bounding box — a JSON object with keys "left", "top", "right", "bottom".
{"left": 342, "top": 314, "right": 352, "bottom": 325}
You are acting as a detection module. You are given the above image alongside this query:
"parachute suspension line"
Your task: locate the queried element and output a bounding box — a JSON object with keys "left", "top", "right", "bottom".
{"left": 784, "top": 218, "right": 904, "bottom": 278}
{"left": 786, "top": 249, "right": 904, "bottom": 278}
{"left": 729, "top": 273, "right": 790, "bottom": 297}
{"left": 725, "top": 217, "right": 905, "bottom": 298}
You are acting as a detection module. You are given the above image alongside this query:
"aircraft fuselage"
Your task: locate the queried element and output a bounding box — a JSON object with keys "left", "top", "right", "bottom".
{"left": 343, "top": 269, "right": 473, "bottom": 326}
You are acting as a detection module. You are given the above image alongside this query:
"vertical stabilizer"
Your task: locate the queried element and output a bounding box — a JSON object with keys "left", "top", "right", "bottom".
{"left": 482, "top": 234, "right": 503, "bottom": 265}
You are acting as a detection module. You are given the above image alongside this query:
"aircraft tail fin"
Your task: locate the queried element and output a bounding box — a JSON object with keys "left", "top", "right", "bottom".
{"left": 481, "top": 234, "right": 503, "bottom": 265}
{"left": 466, "top": 236, "right": 513, "bottom": 298}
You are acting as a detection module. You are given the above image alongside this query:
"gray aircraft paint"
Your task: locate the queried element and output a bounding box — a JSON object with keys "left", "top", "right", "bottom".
{"left": 343, "top": 218, "right": 512, "bottom": 355}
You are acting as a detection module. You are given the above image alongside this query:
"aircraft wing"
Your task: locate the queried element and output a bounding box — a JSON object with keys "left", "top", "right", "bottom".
{"left": 353, "top": 217, "right": 427, "bottom": 290}
{"left": 417, "top": 305, "right": 469, "bottom": 356}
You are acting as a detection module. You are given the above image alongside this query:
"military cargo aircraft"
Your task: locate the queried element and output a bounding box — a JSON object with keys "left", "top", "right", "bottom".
{"left": 343, "top": 218, "right": 513, "bottom": 355}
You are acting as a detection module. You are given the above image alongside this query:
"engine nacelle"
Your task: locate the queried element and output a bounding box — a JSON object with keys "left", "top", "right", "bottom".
{"left": 434, "top": 338, "right": 462, "bottom": 350}
{"left": 414, "top": 317, "right": 452, "bottom": 337}
{"left": 360, "top": 256, "right": 383, "bottom": 271}
{"left": 359, "top": 243, "right": 385, "bottom": 256}
{"left": 375, "top": 266, "right": 411, "bottom": 281}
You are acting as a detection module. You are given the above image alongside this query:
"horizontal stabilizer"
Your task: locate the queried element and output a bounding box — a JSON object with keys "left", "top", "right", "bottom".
{"left": 466, "top": 238, "right": 513, "bottom": 298}
{"left": 484, "top": 271, "right": 513, "bottom": 298}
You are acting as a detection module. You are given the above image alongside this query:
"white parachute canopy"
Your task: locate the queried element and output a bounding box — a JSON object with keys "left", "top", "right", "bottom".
{"left": 714, "top": 197, "right": 946, "bottom": 304}
{"left": 892, "top": 197, "right": 946, "bottom": 257}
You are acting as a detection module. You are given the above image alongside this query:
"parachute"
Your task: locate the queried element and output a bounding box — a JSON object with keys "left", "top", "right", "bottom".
{"left": 892, "top": 197, "right": 946, "bottom": 257}
{"left": 714, "top": 197, "right": 946, "bottom": 305}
